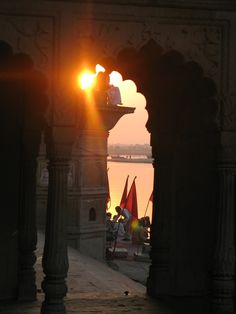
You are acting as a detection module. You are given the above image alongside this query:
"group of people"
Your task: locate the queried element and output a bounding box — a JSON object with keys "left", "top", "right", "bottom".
{"left": 106, "top": 206, "right": 151, "bottom": 248}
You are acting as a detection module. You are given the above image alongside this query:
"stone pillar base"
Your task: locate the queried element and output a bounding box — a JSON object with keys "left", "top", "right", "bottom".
{"left": 18, "top": 273, "right": 37, "bottom": 301}
{"left": 147, "top": 266, "right": 170, "bottom": 297}
{"left": 41, "top": 302, "right": 66, "bottom": 314}
{"left": 211, "top": 276, "right": 235, "bottom": 314}
{"left": 211, "top": 300, "right": 234, "bottom": 314}
{"left": 41, "top": 276, "right": 68, "bottom": 313}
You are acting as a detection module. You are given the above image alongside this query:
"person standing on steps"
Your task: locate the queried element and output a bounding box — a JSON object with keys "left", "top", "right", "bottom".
{"left": 113, "top": 206, "right": 132, "bottom": 241}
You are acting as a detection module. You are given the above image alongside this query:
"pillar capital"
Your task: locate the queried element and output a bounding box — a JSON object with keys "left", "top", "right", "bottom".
{"left": 77, "top": 90, "right": 135, "bottom": 131}
{"left": 45, "top": 126, "right": 77, "bottom": 161}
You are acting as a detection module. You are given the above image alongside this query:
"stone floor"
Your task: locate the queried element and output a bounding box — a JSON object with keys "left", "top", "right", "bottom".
{"left": 0, "top": 233, "right": 208, "bottom": 314}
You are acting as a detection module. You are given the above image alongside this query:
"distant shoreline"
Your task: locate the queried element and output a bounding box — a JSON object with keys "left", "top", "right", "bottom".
{"left": 108, "top": 144, "right": 151, "bottom": 157}
{"left": 108, "top": 156, "right": 153, "bottom": 164}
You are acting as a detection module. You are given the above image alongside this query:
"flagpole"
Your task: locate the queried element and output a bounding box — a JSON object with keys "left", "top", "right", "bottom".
{"left": 112, "top": 220, "right": 121, "bottom": 257}
{"left": 112, "top": 175, "right": 129, "bottom": 257}
{"left": 124, "top": 176, "right": 137, "bottom": 213}
{"left": 144, "top": 191, "right": 153, "bottom": 217}
{"left": 106, "top": 168, "right": 111, "bottom": 210}
{"left": 144, "top": 199, "right": 150, "bottom": 218}
{"left": 112, "top": 176, "right": 137, "bottom": 257}
{"left": 120, "top": 175, "right": 129, "bottom": 208}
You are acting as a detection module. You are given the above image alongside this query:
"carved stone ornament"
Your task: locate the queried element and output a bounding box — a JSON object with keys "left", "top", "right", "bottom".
{"left": 221, "top": 93, "right": 236, "bottom": 131}
{"left": 75, "top": 16, "right": 227, "bottom": 86}
{"left": 0, "top": 13, "right": 55, "bottom": 81}
{"left": 51, "top": 88, "right": 79, "bottom": 126}
{"left": 45, "top": 0, "right": 236, "bottom": 11}
{"left": 211, "top": 163, "right": 235, "bottom": 314}
{"left": 74, "top": 14, "right": 231, "bottom": 130}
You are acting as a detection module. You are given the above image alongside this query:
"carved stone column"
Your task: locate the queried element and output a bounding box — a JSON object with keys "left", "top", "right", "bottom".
{"left": 147, "top": 137, "right": 172, "bottom": 296}
{"left": 41, "top": 126, "right": 75, "bottom": 314}
{"left": 211, "top": 162, "right": 235, "bottom": 314}
{"left": 143, "top": 49, "right": 220, "bottom": 299}
{"left": 18, "top": 131, "right": 40, "bottom": 301}
{"left": 69, "top": 103, "right": 134, "bottom": 260}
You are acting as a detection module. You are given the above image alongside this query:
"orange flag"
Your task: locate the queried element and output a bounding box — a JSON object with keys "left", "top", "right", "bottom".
{"left": 124, "top": 177, "right": 138, "bottom": 227}
{"left": 120, "top": 175, "right": 129, "bottom": 209}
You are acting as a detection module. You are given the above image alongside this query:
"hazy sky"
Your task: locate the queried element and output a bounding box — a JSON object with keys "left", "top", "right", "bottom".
{"left": 108, "top": 72, "right": 150, "bottom": 145}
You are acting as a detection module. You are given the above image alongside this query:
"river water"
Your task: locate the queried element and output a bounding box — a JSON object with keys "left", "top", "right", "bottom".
{"left": 107, "top": 160, "right": 154, "bottom": 221}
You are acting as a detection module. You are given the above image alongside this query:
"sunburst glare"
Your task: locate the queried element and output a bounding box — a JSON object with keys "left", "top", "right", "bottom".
{"left": 78, "top": 71, "right": 96, "bottom": 90}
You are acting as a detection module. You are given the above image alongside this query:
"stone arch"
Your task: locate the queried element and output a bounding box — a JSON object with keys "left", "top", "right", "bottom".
{"left": 73, "top": 38, "right": 227, "bottom": 310}
{"left": 99, "top": 39, "right": 220, "bottom": 302}
{"left": 98, "top": 39, "right": 218, "bottom": 143}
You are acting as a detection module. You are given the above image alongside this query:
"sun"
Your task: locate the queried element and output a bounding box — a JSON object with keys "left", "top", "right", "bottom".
{"left": 77, "top": 65, "right": 124, "bottom": 91}
{"left": 77, "top": 64, "right": 106, "bottom": 90}
{"left": 78, "top": 71, "right": 96, "bottom": 90}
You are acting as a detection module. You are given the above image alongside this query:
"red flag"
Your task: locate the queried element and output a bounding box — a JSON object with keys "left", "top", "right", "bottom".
{"left": 124, "top": 176, "right": 138, "bottom": 222}
{"left": 149, "top": 191, "right": 153, "bottom": 202}
{"left": 120, "top": 175, "right": 129, "bottom": 209}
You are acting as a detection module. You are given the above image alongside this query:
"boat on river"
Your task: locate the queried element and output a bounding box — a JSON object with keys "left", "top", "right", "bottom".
{"left": 108, "top": 155, "right": 153, "bottom": 164}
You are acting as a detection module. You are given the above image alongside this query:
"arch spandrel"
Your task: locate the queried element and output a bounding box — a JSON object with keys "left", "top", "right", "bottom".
{"left": 101, "top": 40, "right": 218, "bottom": 139}
{"left": 73, "top": 14, "right": 232, "bottom": 129}
{"left": 45, "top": 0, "right": 236, "bottom": 11}
{"left": 0, "top": 13, "right": 55, "bottom": 85}
{"left": 0, "top": 10, "right": 227, "bottom": 129}
{"left": 74, "top": 16, "right": 226, "bottom": 86}
{"left": 0, "top": 6, "right": 233, "bottom": 129}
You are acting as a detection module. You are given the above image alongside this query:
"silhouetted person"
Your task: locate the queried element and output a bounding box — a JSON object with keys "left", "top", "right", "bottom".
{"left": 114, "top": 206, "right": 132, "bottom": 240}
